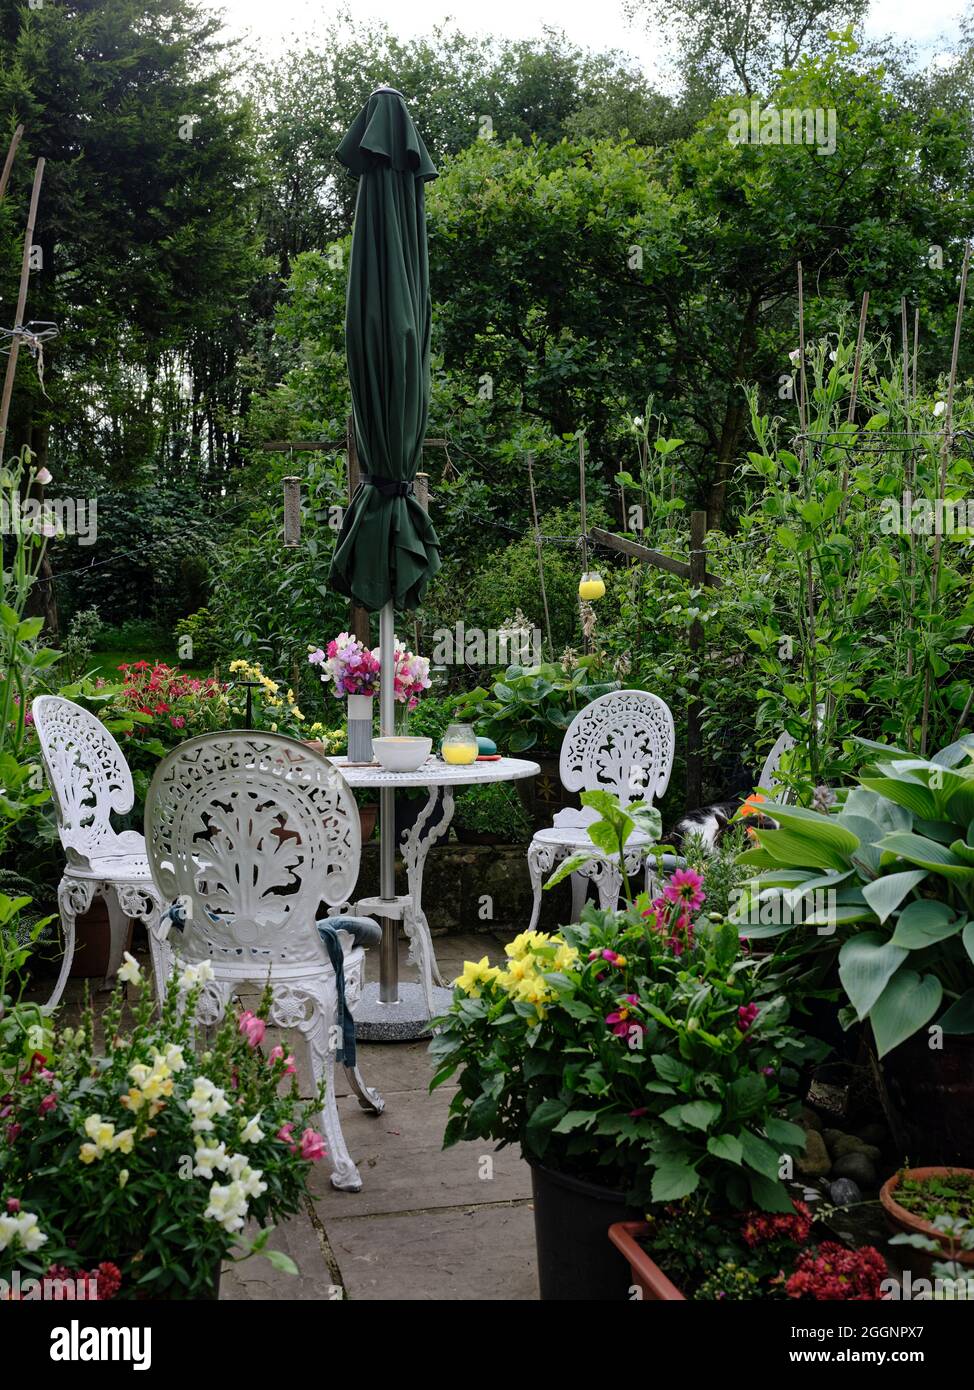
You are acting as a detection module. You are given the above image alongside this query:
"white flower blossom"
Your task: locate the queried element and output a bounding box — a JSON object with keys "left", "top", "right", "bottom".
{"left": 239, "top": 1115, "right": 264, "bottom": 1145}
{"left": 0, "top": 1212, "right": 48, "bottom": 1254}
{"left": 117, "top": 951, "right": 142, "bottom": 985}
{"left": 193, "top": 1141, "right": 230, "bottom": 1179}
{"left": 203, "top": 1180, "right": 249, "bottom": 1233}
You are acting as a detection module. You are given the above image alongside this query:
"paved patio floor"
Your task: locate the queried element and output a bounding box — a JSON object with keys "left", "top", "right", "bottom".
{"left": 217, "top": 930, "right": 540, "bottom": 1301}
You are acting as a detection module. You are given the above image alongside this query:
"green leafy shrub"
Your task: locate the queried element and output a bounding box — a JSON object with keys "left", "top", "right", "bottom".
{"left": 453, "top": 782, "right": 530, "bottom": 842}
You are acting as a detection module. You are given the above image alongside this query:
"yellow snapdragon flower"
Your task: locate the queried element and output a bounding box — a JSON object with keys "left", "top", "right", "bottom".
{"left": 454, "top": 956, "right": 502, "bottom": 998}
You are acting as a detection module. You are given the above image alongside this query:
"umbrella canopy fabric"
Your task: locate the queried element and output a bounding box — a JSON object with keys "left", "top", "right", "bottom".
{"left": 328, "top": 87, "right": 441, "bottom": 613}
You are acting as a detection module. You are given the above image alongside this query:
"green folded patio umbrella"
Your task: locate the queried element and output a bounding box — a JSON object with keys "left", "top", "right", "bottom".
{"left": 330, "top": 87, "right": 440, "bottom": 1012}
{"left": 329, "top": 86, "right": 441, "bottom": 612}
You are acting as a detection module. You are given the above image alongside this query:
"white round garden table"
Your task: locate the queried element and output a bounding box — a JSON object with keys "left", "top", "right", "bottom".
{"left": 330, "top": 755, "right": 540, "bottom": 1036}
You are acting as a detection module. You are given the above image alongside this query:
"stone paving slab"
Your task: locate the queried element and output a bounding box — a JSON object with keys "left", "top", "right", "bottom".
{"left": 309, "top": 1085, "right": 532, "bottom": 1219}
{"left": 326, "top": 1201, "right": 539, "bottom": 1301}
{"left": 220, "top": 1207, "right": 343, "bottom": 1301}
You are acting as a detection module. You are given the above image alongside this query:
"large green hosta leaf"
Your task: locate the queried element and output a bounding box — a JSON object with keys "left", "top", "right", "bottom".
{"left": 838, "top": 932, "right": 908, "bottom": 1019}
{"left": 876, "top": 832, "right": 974, "bottom": 884}
{"left": 870, "top": 970, "right": 943, "bottom": 1057}
{"left": 939, "top": 988, "right": 974, "bottom": 1034}
{"left": 755, "top": 827, "right": 853, "bottom": 873}
{"left": 758, "top": 804, "right": 861, "bottom": 857}
{"left": 888, "top": 899, "right": 964, "bottom": 949}
{"left": 861, "top": 870, "right": 928, "bottom": 924}
{"left": 844, "top": 787, "right": 913, "bottom": 832}
{"left": 860, "top": 770, "right": 939, "bottom": 821}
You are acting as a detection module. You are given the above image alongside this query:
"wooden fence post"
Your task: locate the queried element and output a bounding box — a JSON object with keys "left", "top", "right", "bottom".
{"left": 686, "top": 509, "right": 706, "bottom": 812}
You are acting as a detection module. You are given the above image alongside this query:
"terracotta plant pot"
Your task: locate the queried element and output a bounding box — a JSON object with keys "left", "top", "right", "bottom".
{"left": 608, "top": 1222, "right": 687, "bottom": 1301}
{"left": 358, "top": 802, "right": 378, "bottom": 842}
{"left": 879, "top": 1167, "right": 974, "bottom": 1268}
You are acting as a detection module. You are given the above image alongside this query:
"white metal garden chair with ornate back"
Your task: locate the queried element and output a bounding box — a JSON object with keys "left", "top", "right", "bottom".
{"left": 31, "top": 694, "right": 166, "bottom": 1009}
{"left": 144, "top": 731, "right": 385, "bottom": 1192}
{"left": 526, "top": 689, "right": 676, "bottom": 929}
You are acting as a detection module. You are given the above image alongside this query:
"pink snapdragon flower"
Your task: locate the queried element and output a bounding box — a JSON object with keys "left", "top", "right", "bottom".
{"left": 238, "top": 1011, "right": 266, "bottom": 1048}
{"left": 269, "top": 1045, "right": 296, "bottom": 1075}
{"left": 299, "top": 1127, "right": 327, "bottom": 1161}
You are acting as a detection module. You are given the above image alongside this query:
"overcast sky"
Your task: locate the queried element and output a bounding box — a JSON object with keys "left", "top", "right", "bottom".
{"left": 207, "top": 0, "right": 966, "bottom": 70}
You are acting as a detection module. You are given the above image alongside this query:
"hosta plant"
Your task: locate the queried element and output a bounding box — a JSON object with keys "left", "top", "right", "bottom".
{"left": 733, "top": 734, "right": 974, "bottom": 1057}
{"left": 430, "top": 882, "right": 824, "bottom": 1212}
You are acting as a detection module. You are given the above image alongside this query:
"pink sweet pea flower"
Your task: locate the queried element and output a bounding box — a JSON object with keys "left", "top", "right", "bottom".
{"left": 299, "top": 1127, "right": 327, "bottom": 1161}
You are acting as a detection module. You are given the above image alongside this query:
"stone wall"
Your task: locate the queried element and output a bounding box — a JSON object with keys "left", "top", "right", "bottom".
{"left": 355, "top": 841, "right": 571, "bottom": 938}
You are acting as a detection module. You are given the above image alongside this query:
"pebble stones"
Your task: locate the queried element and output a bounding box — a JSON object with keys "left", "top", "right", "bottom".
{"left": 830, "top": 1152, "right": 877, "bottom": 1188}
{"left": 796, "top": 1128, "right": 831, "bottom": 1179}
{"left": 828, "top": 1177, "right": 862, "bottom": 1207}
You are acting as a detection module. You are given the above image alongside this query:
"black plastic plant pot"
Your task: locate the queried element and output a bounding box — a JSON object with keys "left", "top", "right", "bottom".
{"left": 529, "top": 1161, "right": 642, "bottom": 1301}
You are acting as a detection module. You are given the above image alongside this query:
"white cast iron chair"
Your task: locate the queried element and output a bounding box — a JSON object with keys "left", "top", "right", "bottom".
{"left": 144, "top": 731, "right": 384, "bottom": 1192}
{"left": 32, "top": 694, "right": 166, "bottom": 1009}
{"left": 526, "top": 690, "right": 676, "bottom": 929}
{"left": 756, "top": 729, "right": 796, "bottom": 803}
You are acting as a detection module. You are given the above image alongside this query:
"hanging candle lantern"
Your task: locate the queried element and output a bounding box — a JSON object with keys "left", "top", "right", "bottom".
{"left": 578, "top": 570, "right": 605, "bottom": 601}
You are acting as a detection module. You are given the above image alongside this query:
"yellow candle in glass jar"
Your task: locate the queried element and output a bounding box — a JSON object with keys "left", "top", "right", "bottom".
{"left": 443, "top": 740, "right": 478, "bottom": 765}
{"left": 578, "top": 572, "right": 606, "bottom": 600}
{"left": 442, "top": 723, "right": 479, "bottom": 765}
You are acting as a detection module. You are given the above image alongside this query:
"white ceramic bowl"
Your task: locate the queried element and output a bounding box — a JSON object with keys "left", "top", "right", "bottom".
{"left": 372, "top": 736, "right": 433, "bottom": 773}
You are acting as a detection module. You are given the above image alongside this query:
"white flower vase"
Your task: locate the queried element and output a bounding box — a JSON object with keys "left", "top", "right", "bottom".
{"left": 347, "top": 693, "right": 374, "bottom": 763}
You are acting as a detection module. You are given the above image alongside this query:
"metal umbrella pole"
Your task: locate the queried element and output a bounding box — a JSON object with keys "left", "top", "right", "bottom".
{"left": 378, "top": 600, "right": 399, "bottom": 1002}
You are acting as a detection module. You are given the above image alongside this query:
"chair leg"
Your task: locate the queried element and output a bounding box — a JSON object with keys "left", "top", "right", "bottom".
{"left": 526, "top": 839, "right": 554, "bottom": 931}
{"left": 303, "top": 1011, "right": 363, "bottom": 1192}
{"left": 594, "top": 863, "right": 624, "bottom": 913}
{"left": 47, "top": 878, "right": 94, "bottom": 1010}
{"left": 570, "top": 870, "right": 588, "bottom": 923}
{"left": 103, "top": 888, "right": 133, "bottom": 989}
{"left": 344, "top": 1063, "right": 385, "bottom": 1115}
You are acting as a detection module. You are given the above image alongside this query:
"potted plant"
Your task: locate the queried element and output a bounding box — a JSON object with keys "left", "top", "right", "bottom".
{"left": 881, "top": 1167, "right": 974, "bottom": 1272}
{"left": 430, "top": 821, "right": 824, "bottom": 1298}
{"left": 609, "top": 1201, "right": 888, "bottom": 1300}
{"left": 0, "top": 956, "right": 328, "bottom": 1299}
{"left": 454, "top": 659, "right": 619, "bottom": 829}
{"left": 453, "top": 782, "right": 531, "bottom": 845}
{"left": 733, "top": 734, "right": 974, "bottom": 1161}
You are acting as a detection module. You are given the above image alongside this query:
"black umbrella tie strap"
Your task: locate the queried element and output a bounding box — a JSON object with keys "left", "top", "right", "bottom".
{"left": 362, "top": 474, "right": 414, "bottom": 498}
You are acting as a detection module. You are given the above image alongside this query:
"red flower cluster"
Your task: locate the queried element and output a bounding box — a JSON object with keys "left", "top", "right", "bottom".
{"left": 117, "top": 661, "right": 223, "bottom": 728}
{"left": 741, "top": 1199, "right": 813, "bottom": 1249}
{"left": 737, "top": 1002, "right": 759, "bottom": 1033}
{"left": 785, "top": 1241, "right": 887, "bottom": 1300}
{"left": 41, "top": 1262, "right": 122, "bottom": 1300}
